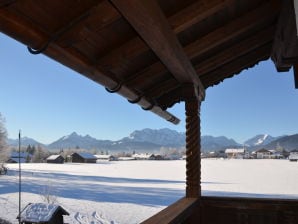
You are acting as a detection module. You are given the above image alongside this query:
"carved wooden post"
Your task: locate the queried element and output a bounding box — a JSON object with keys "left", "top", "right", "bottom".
{"left": 294, "top": 64, "right": 298, "bottom": 88}
{"left": 185, "top": 99, "right": 201, "bottom": 198}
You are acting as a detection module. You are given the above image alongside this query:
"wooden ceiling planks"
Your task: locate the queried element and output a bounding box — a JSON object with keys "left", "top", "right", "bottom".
{"left": 201, "top": 43, "right": 272, "bottom": 87}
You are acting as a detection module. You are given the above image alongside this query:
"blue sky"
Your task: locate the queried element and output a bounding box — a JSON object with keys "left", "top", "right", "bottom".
{"left": 0, "top": 33, "right": 297, "bottom": 144}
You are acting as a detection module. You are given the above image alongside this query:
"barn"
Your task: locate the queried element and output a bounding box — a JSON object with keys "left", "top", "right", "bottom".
{"left": 46, "top": 155, "right": 65, "bottom": 164}
{"left": 71, "top": 152, "right": 97, "bottom": 163}
{"left": 18, "top": 203, "right": 69, "bottom": 224}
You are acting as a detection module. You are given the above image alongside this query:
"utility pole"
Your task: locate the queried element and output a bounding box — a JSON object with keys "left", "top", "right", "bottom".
{"left": 18, "top": 130, "right": 21, "bottom": 224}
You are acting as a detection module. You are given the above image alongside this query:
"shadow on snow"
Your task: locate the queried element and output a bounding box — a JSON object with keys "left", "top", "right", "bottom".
{"left": 0, "top": 170, "right": 185, "bottom": 207}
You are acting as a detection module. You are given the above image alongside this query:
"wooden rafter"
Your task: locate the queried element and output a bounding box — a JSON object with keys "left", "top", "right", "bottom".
{"left": 99, "top": 0, "right": 235, "bottom": 70}
{"left": 186, "top": 1, "right": 279, "bottom": 60}
{"left": 195, "top": 26, "right": 275, "bottom": 76}
{"left": 295, "top": 0, "right": 298, "bottom": 36}
{"left": 271, "top": 0, "right": 298, "bottom": 72}
{"left": 294, "top": 64, "right": 298, "bottom": 88}
{"left": 202, "top": 43, "right": 272, "bottom": 87}
{"left": 0, "top": 5, "right": 180, "bottom": 124}
{"left": 110, "top": 0, "right": 205, "bottom": 100}
{"left": 125, "top": 2, "right": 278, "bottom": 102}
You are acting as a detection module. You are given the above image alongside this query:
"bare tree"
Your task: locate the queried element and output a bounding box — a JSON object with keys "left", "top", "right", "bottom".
{"left": 0, "top": 113, "right": 8, "bottom": 163}
{"left": 40, "top": 180, "right": 58, "bottom": 204}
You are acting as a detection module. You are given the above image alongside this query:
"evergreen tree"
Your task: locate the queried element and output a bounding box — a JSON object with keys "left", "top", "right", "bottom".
{"left": 32, "top": 145, "right": 49, "bottom": 162}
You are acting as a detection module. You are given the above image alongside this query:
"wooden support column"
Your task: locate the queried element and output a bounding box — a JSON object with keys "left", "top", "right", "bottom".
{"left": 185, "top": 99, "right": 201, "bottom": 198}
{"left": 294, "top": 64, "right": 298, "bottom": 88}
{"left": 295, "top": 0, "right": 298, "bottom": 36}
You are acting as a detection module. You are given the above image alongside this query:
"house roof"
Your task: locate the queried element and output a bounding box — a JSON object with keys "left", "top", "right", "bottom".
{"left": 0, "top": 0, "right": 297, "bottom": 123}
{"left": 7, "top": 157, "right": 26, "bottom": 163}
{"left": 74, "top": 152, "right": 97, "bottom": 159}
{"left": 225, "top": 149, "right": 245, "bottom": 154}
{"left": 46, "top": 155, "right": 63, "bottom": 160}
{"left": 18, "top": 203, "right": 69, "bottom": 223}
{"left": 11, "top": 152, "right": 31, "bottom": 158}
{"left": 94, "top": 154, "right": 113, "bottom": 159}
{"left": 132, "top": 153, "right": 154, "bottom": 159}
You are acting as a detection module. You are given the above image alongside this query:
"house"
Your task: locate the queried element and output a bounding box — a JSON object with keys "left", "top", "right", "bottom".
{"left": 7, "top": 152, "right": 32, "bottom": 163}
{"left": 268, "top": 150, "right": 283, "bottom": 159}
{"left": 17, "top": 203, "right": 69, "bottom": 224}
{"left": 225, "top": 148, "right": 245, "bottom": 159}
{"left": 71, "top": 152, "right": 97, "bottom": 163}
{"left": 289, "top": 150, "right": 298, "bottom": 161}
{"left": 154, "top": 154, "right": 165, "bottom": 160}
{"left": 94, "top": 154, "right": 117, "bottom": 161}
{"left": 46, "top": 155, "right": 65, "bottom": 164}
{"left": 256, "top": 148, "right": 272, "bottom": 159}
{"left": 132, "top": 153, "right": 156, "bottom": 160}
{"left": 117, "top": 157, "right": 136, "bottom": 161}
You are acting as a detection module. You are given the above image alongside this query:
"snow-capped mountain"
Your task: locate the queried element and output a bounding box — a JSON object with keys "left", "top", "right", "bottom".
{"left": 244, "top": 134, "right": 279, "bottom": 147}
{"left": 48, "top": 132, "right": 112, "bottom": 149}
{"left": 9, "top": 129, "right": 296, "bottom": 153}
{"left": 121, "top": 128, "right": 185, "bottom": 147}
{"left": 263, "top": 134, "right": 298, "bottom": 151}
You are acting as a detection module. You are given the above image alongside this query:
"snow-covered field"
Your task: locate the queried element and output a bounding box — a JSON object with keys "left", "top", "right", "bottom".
{"left": 1, "top": 159, "right": 298, "bottom": 223}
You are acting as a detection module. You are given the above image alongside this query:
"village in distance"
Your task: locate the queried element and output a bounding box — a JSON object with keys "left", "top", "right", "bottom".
{"left": 3, "top": 128, "right": 298, "bottom": 165}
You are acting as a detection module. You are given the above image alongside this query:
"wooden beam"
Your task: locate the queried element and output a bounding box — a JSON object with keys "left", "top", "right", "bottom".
{"left": 126, "top": 1, "right": 277, "bottom": 86}
{"left": 126, "top": 2, "right": 277, "bottom": 100}
{"left": 186, "top": 1, "right": 279, "bottom": 60}
{"left": 0, "top": 6, "right": 180, "bottom": 125}
{"left": 0, "top": 0, "right": 15, "bottom": 8}
{"left": 294, "top": 64, "right": 298, "bottom": 88}
{"left": 202, "top": 43, "right": 272, "bottom": 87}
{"left": 195, "top": 26, "right": 275, "bottom": 76}
{"left": 295, "top": 0, "right": 298, "bottom": 36}
{"left": 99, "top": 0, "right": 233, "bottom": 75}
{"left": 142, "top": 197, "right": 199, "bottom": 224}
{"left": 271, "top": 0, "right": 298, "bottom": 72}
{"left": 110, "top": 0, "right": 205, "bottom": 100}
{"left": 185, "top": 99, "right": 201, "bottom": 198}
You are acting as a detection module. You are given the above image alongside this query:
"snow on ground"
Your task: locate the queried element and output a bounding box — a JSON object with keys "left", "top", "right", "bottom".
{"left": 0, "top": 159, "right": 298, "bottom": 223}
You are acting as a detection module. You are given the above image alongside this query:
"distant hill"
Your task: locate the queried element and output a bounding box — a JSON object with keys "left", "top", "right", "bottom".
{"left": 201, "top": 135, "right": 240, "bottom": 151}
{"left": 243, "top": 134, "right": 284, "bottom": 149}
{"left": 244, "top": 134, "right": 279, "bottom": 147}
{"left": 262, "top": 134, "right": 298, "bottom": 151}
{"left": 47, "top": 132, "right": 112, "bottom": 150}
{"left": 7, "top": 136, "right": 44, "bottom": 147}
{"left": 121, "top": 128, "right": 185, "bottom": 147}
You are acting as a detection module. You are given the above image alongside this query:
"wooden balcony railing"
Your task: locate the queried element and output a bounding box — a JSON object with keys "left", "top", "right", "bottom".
{"left": 142, "top": 196, "right": 298, "bottom": 224}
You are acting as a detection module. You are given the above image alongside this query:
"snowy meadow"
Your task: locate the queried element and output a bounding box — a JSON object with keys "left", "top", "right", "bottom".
{"left": 1, "top": 159, "right": 298, "bottom": 223}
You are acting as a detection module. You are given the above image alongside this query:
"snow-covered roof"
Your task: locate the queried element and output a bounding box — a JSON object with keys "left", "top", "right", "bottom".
{"left": 132, "top": 153, "right": 154, "bottom": 159}
{"left": 94, "top": 155, "right": 113, "bottom": 159}
{"left": 46, "top": 155, "right": 62, "bottom": 160}
{"left": 225, "top": 149, "right": 245, "bottom": 153}
{"left": 118, "top": 157, "right": 136, "bottom": 161}
{"left": 75, "top": 152, "right": 97, "bottom": 159}
{"left": 19, "top": 203, "right": 69, "bottom": 222}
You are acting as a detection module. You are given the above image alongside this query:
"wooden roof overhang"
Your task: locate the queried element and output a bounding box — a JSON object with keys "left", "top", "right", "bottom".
{"left": 2, "top": 1, "right": 298, "bottom": 223}
{"left": 2, "top": 0, "right": 297, "bottom": 124}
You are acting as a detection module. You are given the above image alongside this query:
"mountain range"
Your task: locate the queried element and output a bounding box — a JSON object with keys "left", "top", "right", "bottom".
{"left": 7, "top": 129, "right": 298, "bottom": 153}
